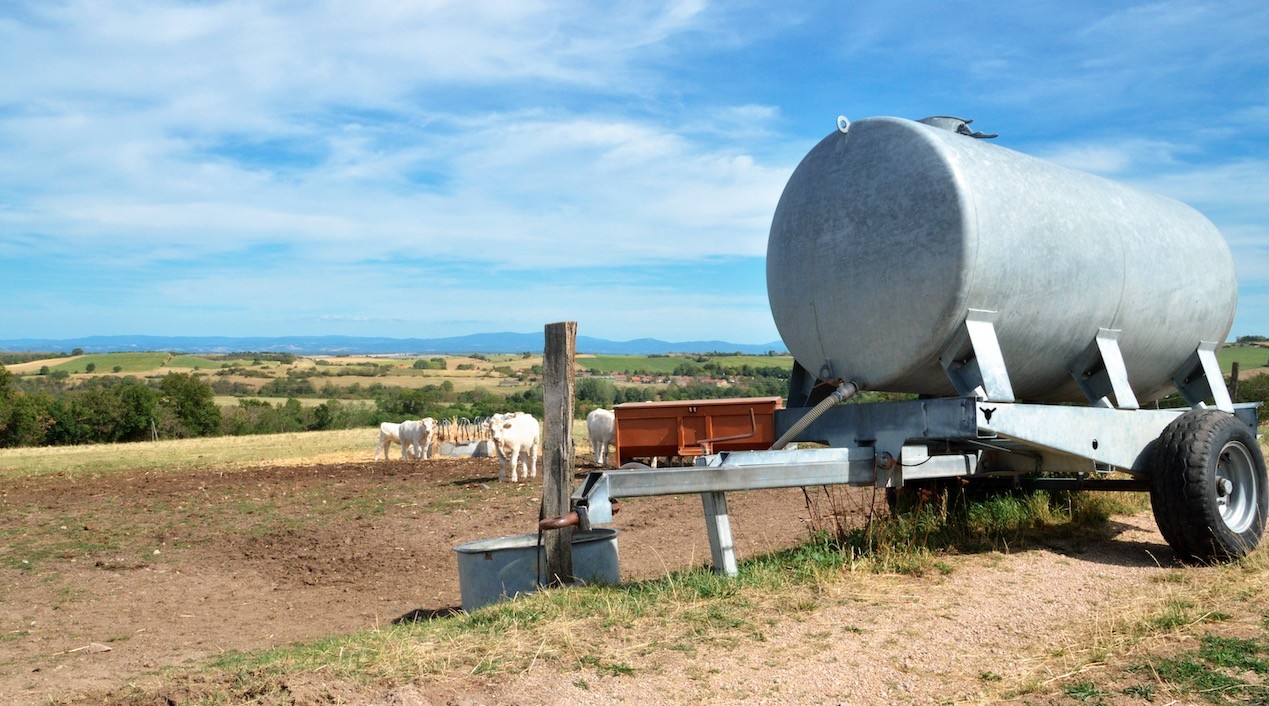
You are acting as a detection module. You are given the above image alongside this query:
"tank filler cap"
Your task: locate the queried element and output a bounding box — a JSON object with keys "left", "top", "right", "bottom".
{"left": 918, "top": 115, "right": 998, "bottom": 139}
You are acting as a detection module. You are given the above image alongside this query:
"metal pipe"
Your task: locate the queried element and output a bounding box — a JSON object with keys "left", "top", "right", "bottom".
{"left": 539, "top": 511, "right": 579, "bottom": 530}
{"left": 769, "top": 381, "right": 859, "bottom": 450}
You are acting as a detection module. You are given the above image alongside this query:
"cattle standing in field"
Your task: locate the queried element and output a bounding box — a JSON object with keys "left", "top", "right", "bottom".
{"left": 586, "top": 408, "right": 615, "bottom": 466}
{"left": 487, "top": 412, "right": 540, "bottom": 482}
{"left": 399, "top": 418, "right": 438, "bottom": 460}
{"left": 374, "top": 422, "right": 402, "bottom": 460}
{"left": 482, "top": 412, "right": 512, "bottom": 472}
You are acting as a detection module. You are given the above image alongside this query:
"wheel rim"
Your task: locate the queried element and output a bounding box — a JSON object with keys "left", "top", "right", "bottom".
{"left": 1216, "top": 441, "right": 1259, "bottom": 534}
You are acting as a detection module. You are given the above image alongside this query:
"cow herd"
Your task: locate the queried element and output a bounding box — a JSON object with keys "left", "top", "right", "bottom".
{"left": 373, "top": 407, "right": 618, "bottom": 483}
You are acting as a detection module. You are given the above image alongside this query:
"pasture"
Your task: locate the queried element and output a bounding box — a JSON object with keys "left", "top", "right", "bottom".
{"left": 1, "top": 430, "right": 1268, "bottom": 704}
{"left": 213, "top": 395, "right": 377, "bottom": 409}
{"left": 579, "top": 354, "right": 795, "bottom": 375}
{"left": 1219, "top": 342, "right": 1269, "bottom": 374}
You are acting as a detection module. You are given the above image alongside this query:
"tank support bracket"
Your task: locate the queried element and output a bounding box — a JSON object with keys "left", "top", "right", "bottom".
{"left": 1070, "top": 328, "right": 1140, "bottom": 410}
{"left": 1172, "top": 341, "right": 1234, "bottom": 412}
{"left": 939, "top": 309, "right": 1015, "bottom": 402}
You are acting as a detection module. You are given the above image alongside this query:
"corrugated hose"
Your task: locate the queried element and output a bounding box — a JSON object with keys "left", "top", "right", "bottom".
{"left": 769, "top": 381, "right": 859, "bottom": 450}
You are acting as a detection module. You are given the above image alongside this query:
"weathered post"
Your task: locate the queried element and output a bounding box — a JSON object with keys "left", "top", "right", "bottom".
{"left": 542, "top": 321, "right": 577, "bottom": 586}
{"left": 1230, "top": 361, "right": 1241, "bottom": 402}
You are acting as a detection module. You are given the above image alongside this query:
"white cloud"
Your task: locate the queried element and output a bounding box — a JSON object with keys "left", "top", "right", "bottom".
{"left": 1129, "top": 161, "right": 1269, "bottom": 212}
{"left": 1034, "top": 140, "right": 1187, "bottom": 176}
{"left": 0, "top": 1, "right": 792, "bottom": 279}
{"left": 1, "top": 1, "right": 1266, "bottom": 343}
{"left": 0, "top": 108, "right": 792, "bottom": 271}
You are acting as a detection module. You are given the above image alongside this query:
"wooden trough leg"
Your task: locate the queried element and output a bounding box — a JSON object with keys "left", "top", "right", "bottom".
{"left": 701, "top": 491, "right": 738, "bottom": 577}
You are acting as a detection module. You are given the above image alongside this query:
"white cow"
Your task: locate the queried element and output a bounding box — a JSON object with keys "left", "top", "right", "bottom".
{"left": 399, "top": 418, "right": 438, "bottom": 460}
{"left": 482, "top": 412, "right": 516, "bottom": 474}
{"left": 587, "top": 408, "right": 616, "bottom": 466}
{"left": 373, "top": 422, "right": 402, "bottom": 460}
{"left": 489, "top": 413, "right": 540, "bottom": 482}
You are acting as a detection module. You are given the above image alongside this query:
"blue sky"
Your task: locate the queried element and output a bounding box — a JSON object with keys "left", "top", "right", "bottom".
{"left": 0, "top": 1, "right": 1266, "bottom": 344}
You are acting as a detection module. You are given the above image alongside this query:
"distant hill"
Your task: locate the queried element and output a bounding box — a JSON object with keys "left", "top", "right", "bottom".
{"left": 0, "top": 333, "right": 789, "bottom": 356}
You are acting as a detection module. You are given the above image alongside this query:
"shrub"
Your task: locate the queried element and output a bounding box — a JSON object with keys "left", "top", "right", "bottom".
{"left": 158, "top": 373, "right": 221, "bottom": 437}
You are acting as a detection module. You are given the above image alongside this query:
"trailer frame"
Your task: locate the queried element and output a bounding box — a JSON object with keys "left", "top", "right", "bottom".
{"left": 551, "top": 321, "right": 1265, "bottom": 574}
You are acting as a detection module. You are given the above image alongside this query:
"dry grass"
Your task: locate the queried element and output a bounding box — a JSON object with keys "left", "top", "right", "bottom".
{"left": 992, "top": 548, "right": 1269, "bottom": 702}
{"left": 213, "top": 395, "right": 376, "bottom": 409}
{"left": 981, "top": 440, "right": 1269, "bottom": 702}
{"left": 4, "top": 355, "right": 85, "bottom": 374}
{"left": 0, "top": 418, "right": 597, "bottom": 479}
{"left": 0, "top": 427, "right": 376, "bottom": 478}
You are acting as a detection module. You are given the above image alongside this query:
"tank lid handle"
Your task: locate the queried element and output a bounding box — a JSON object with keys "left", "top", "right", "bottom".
{"left": 918, "top": 115, "right": 998, "bottom": 139}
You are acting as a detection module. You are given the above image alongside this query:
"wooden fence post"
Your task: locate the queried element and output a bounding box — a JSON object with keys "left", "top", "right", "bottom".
{"left": 1230, "top": 361, "right": 1241, "bottom": 402}
{"left": 542, "top": 321, "right": 577, "bottom": 587}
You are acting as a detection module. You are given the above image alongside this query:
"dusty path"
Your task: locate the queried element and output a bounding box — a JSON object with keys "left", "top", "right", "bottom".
{"left": 378, "top": 513, "right": 1185, "bottom": 705}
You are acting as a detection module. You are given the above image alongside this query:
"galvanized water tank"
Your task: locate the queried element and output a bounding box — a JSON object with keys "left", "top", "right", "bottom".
{"left": 453, "top": 528, "right": 620, "bottom": 610}
{"left": 767, "top": 116, "right": 1237, "bottom": 403}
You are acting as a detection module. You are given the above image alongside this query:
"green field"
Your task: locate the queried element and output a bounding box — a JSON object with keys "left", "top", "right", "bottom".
{"left": 1217, "top": 344, "right": 1269, "bottom": 374}
{"left": 36, "top": 351, "right": 229, "bottom": 374}
{"left": 169, "top": 354, "right": 232, "bottom": 369}
{"left": 580, "top": 354, "right": 794, "bottom": 375}
{"left": 46, "top": 351, "right": 169, "bottom": 373}
{"left": 0, "top": 427, "right": 374, "bottom": 477}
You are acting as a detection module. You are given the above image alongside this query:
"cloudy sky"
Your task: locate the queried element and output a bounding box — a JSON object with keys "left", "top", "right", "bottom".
{"left": 1, "top": 0, "right": 1266, "bottom": 344}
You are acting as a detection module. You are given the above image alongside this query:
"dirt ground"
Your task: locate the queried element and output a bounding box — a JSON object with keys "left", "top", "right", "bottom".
{"left": 2, "top": 453, "right": 1230, "bottom": 705}
{"left": 0, "top": 458, "right": 821, "bottom": 704}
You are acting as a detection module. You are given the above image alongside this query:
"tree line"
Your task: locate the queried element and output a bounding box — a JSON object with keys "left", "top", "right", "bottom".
{"left": 8, "top": 359, "right": 1265, "bottom": 450}
{"left": 0, "top": 361, "right": 788, "bottom": 448}
{"left": 0, "top": 369, "right": 220, "bottom": 447}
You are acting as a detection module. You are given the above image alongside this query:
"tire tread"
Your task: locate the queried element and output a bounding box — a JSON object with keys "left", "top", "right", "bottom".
{"left": 1150, "top": 409, "right": 1266, "bottom": 563}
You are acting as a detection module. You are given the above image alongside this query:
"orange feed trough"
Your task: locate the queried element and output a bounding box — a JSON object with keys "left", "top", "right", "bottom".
{"left": 613, "top": 396, "right": 783, "bottom": 465}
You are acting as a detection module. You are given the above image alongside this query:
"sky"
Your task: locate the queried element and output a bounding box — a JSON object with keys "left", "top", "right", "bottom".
{"left": 0, "top": 0, "right": 1266, "bottom": 345}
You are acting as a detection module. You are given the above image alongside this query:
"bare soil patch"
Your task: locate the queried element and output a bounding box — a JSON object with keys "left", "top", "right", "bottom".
{"left": 0, "top": 458, "right": 814, "bottom": 704}
{"left": 6, "top": 451, "right": 1246, "bottom": 706}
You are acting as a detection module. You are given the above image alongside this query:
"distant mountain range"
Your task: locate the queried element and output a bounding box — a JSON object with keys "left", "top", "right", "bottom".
{"left": 0, "top": 333, "right": 789, "bottom": 356}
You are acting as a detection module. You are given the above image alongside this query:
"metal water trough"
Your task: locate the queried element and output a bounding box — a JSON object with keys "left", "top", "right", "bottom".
{"left": 453, "top": 528, "right": 620, "bottom": 610}
{"left": 541, "top": 115, "right": 1267, "bottom": 573}
{"left": 438, "top": 439, "right": 495, "bottom": 458}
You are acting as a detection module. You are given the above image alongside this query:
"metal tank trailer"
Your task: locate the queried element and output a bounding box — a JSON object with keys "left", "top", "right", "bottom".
{"left": 543, "top": 115, "right": 1266, "bottom": 573}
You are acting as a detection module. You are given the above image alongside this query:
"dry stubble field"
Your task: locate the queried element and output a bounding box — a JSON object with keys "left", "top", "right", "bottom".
{"left": 2, "top": 431, "right": 1268, "bottom": 705}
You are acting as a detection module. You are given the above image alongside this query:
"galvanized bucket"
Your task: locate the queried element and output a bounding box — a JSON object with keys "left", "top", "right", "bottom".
{"left": 453, "top": 528, "right": 620, "bottom": 611}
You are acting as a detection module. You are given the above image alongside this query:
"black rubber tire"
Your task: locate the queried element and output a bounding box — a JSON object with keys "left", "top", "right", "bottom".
{"left": 1150, "top": 409, "right": 1268, "bottom": 563}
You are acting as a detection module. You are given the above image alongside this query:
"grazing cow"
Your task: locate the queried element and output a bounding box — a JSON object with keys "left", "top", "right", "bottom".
{"left": 489, "top": 413, "right": 540, "bottom": 482}
{"left": 482, "top": 412, "right": 514, "bottom": 474}
{"left": 374, "top": 422, "right": 402, "bottom": 460}
{"left": 399, "top": 418, "right": 438, "bottom": 460}
{"left": 586, "top": 408, "right": 616, "bottom": 466}
{"left": 483, "top": 412, "right": 535, "bottom": 473}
